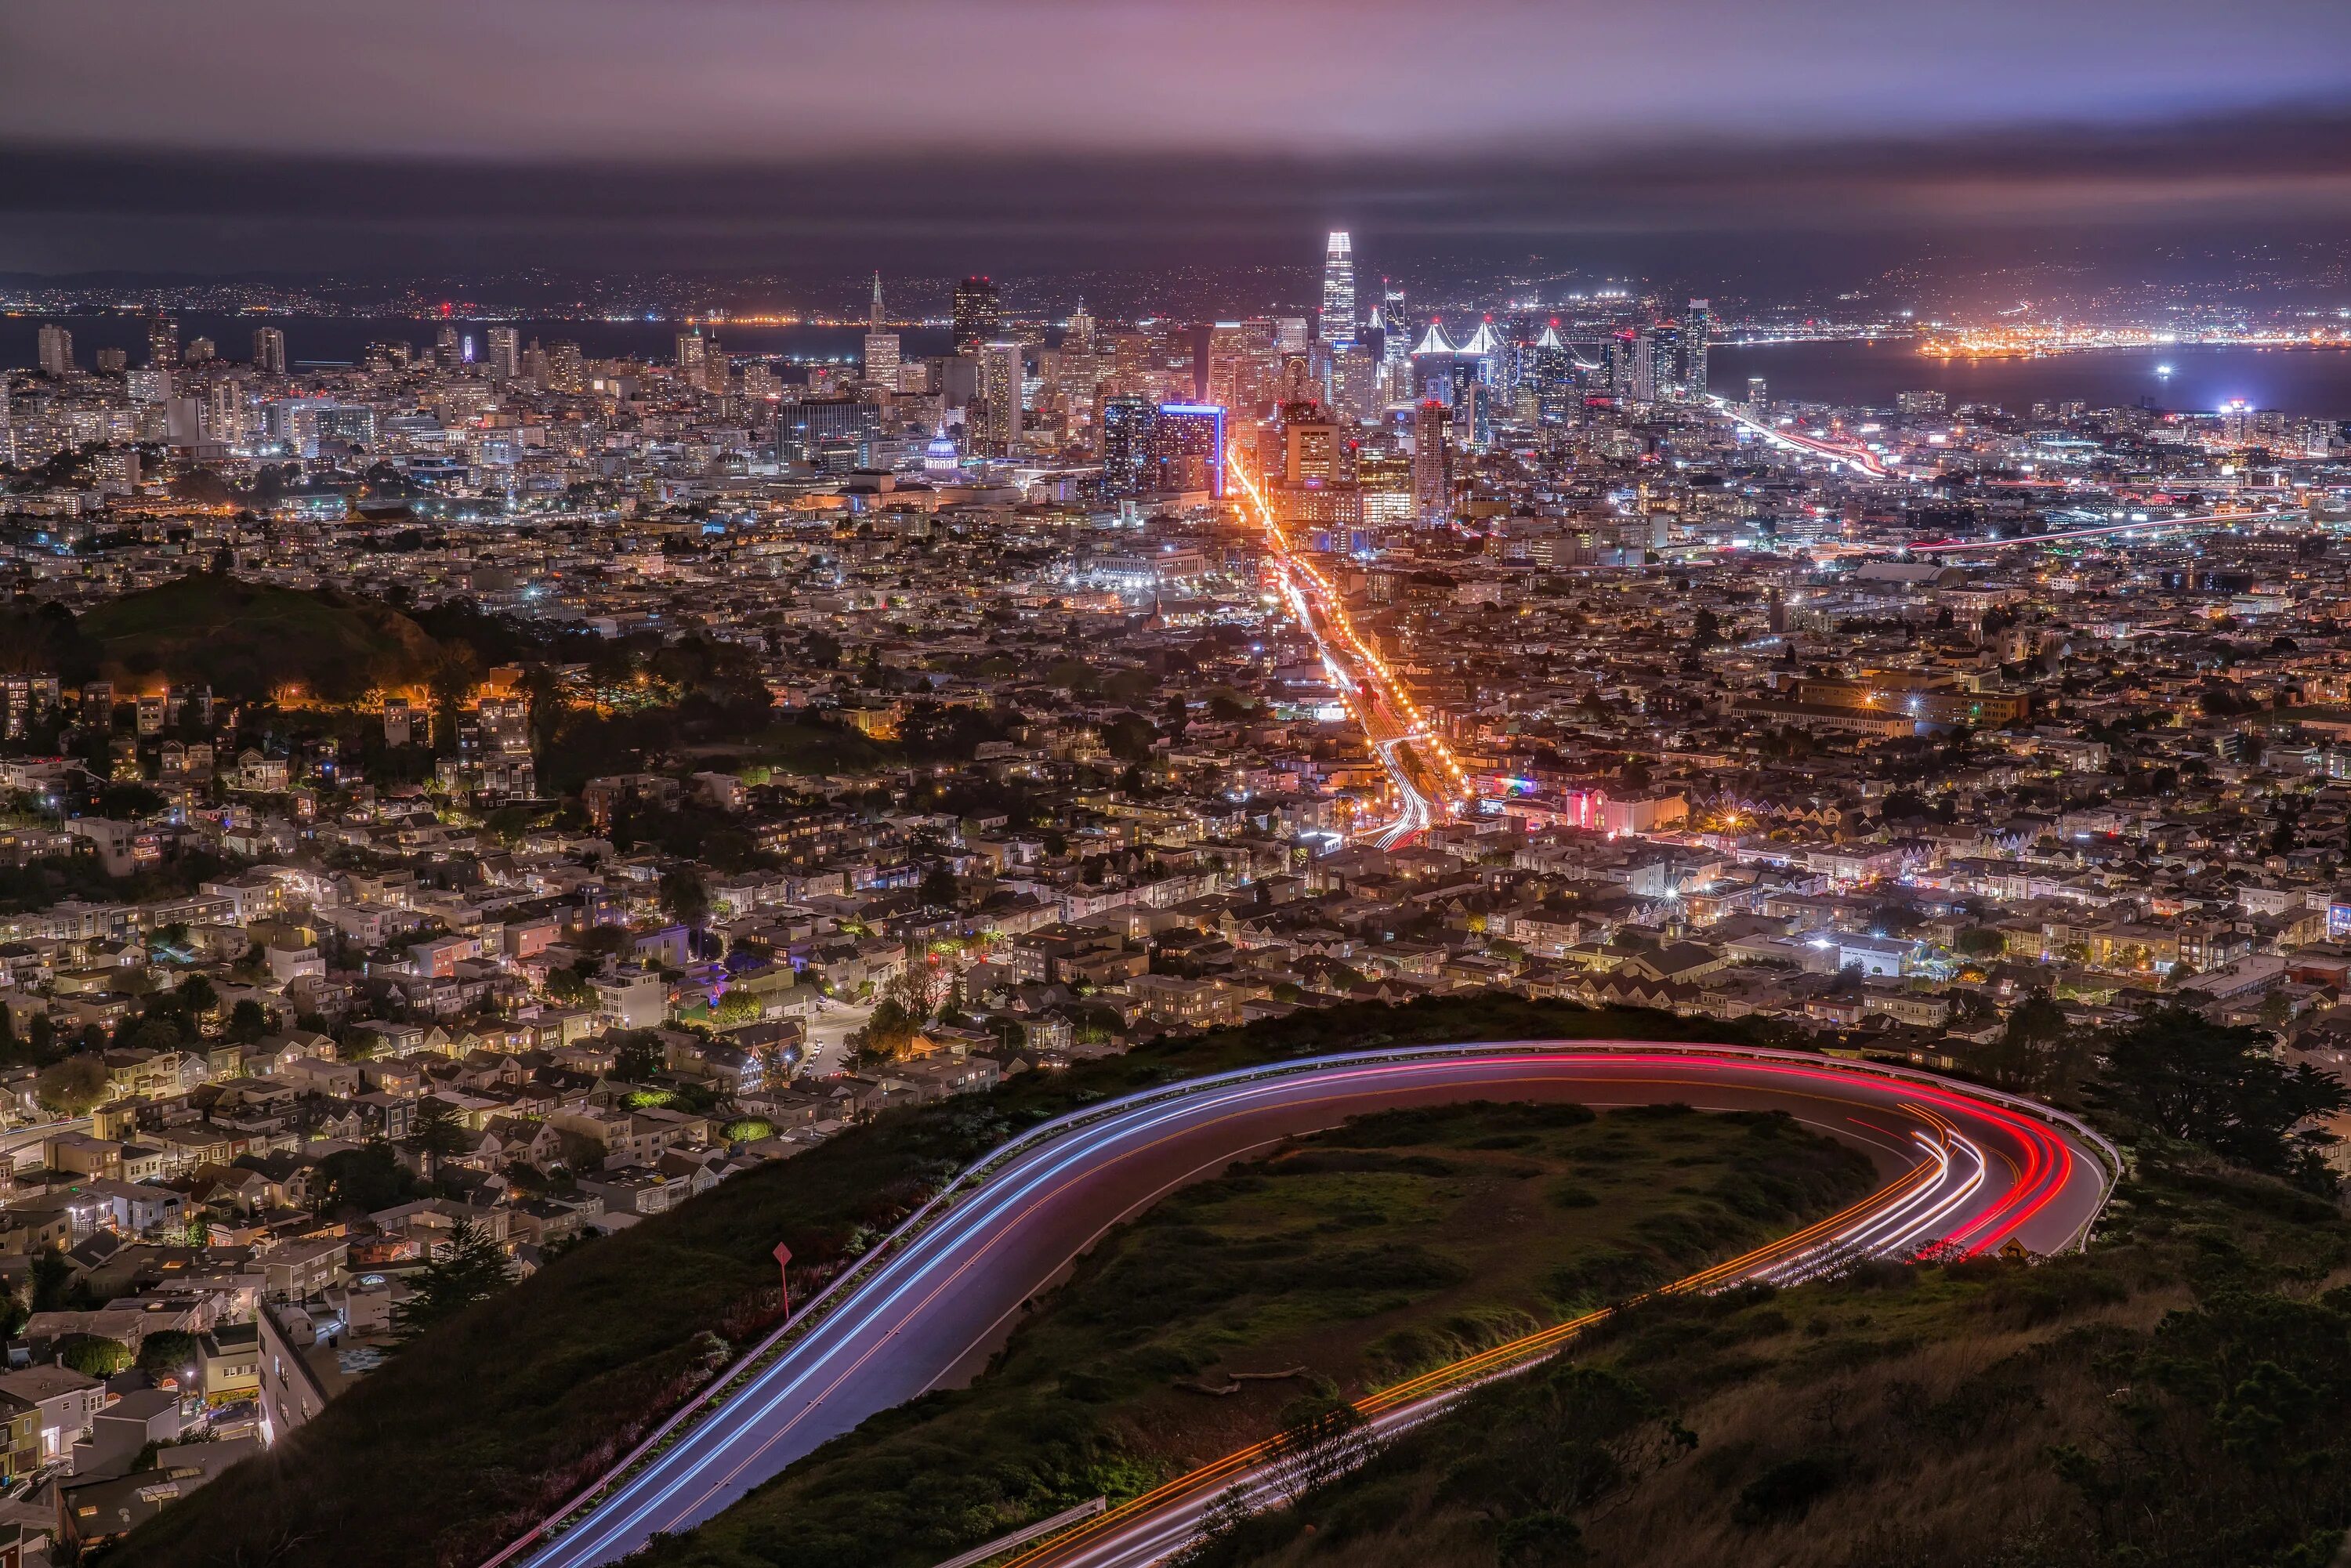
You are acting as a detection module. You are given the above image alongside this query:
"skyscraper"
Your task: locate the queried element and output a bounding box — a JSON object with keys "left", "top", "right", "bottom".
{"left": 864, "top": 273, "right": 900, "bottom": 392}
{"left": 1381, "top": 283, "right": 1410, "bottom": 371}
{"left": 976, "top": 339, "right": 1023, "bottom": 455}
{"left": 1099, "top": 396, "right": 1157, "bottom": 494}
{"left": 36, "top": 324, "right": 72, "bottom": 378}
{"left": 676, "top": 330, "right": 707, "bottom": 377}
{"left": 1320, "top": 231, "right": 1357, "bottom": 346}
{"left": 1683, "top": 299, "right": 1712, "bottom": 400}
{"left": 252, "top": 327, "right": 286, "bottom": 375}
{"left": 954, "top": 277, "right": 1002, "bottom": 355}
{"left": 1533, "top": 320, "right": 1574, "bottom": 424}
{"left": 1149, "top": 404, "right": 1226, "bottom": 496}
{"left": 1411, "top": 400, "right": 1451, "bottom": 523}
{"left": 147, "top": 314, "right": 179, "bottom": 368}
{"left": 486, "top": 327, "right": 520, "bottom": 381}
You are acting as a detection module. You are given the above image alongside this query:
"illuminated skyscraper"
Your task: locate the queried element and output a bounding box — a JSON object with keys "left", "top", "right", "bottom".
{"left": 1382, "top": 283, "right": 1409, "bottom": 370}
{"left": 954, "top": 277, "right": 1002, "bottom": 355}
{"left": 676, "top": 330, "right": 707, "bottom": 377}
{"left": 252, "top": 327, "right": 286, "bottom": 375}
{"left": 1099, "top": 396, "right": 1156, "bottom": 495}
{"left": 864, "top": 272, "right": 900, "bottom": 391}
{"left": 1534, "top": 320, "right": 1574, "bottom": 424}
{"left": 147, "top": 314, "right": 179, "bottom": 369}
{"left": 1683, "top": 299, "right": 1712, "bottom": 400}
{"left": 1149, "top": 404, "right": 1226, "bottom": 496}
{"left": 976, "top": 339, "right": 1023, "bottom": 456}
{"left": 485, "top": 326, "right": 520, "bottom": 381}
{"left": 1320, "top": 231, "right": 1357, "bottom": 346}
{"left": 1641, "top": 325, "right": 1677, "bottom": 402}
{"left": 36, "top": 324, "right": 72, "bottom": 378}
{"left": 1411, "top": 400, "right": 1451, "bottom": 523}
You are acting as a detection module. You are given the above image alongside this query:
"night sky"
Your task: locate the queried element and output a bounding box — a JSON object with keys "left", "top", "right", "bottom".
{"left": 7, "top": 0, "right": 2351, "bottom": 282}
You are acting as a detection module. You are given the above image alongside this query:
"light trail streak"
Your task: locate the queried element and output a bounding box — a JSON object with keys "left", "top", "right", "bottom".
{"left": 510, "top": 1044, "right": 2111, "bottom": 1568}
{"left": 1226, "top": 443, "right": 1470, "bottom": 838}
{"left": 1008, "top": 1057, "right": 2097, "bottom": 1568}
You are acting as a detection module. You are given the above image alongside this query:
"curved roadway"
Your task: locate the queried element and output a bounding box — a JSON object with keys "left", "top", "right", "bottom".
{"left": 520, "top": 1042, "right": 2114, "bottom": 1568}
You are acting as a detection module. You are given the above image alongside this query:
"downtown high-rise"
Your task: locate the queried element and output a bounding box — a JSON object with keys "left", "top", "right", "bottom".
{"left": 1320, "top": 232, "right": 1357, "bottom": 346}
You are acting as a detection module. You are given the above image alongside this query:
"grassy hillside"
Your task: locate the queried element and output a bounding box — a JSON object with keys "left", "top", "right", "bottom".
{"left": 78, "top": 573, "right": 442, "bottom": 702}
{"left": 629, "top": 1101, "right": 1874, "bottom": 1568}
{"left": 114, "top": 998, "right": 1766, "bottom": 1568}
{"left": 1180, "top": 1157, "right": 2351, "bottom": 1568}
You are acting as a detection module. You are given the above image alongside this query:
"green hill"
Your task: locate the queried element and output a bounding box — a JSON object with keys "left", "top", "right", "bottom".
{"left": 77, "top": 574, "right": 442, "bottom": 703}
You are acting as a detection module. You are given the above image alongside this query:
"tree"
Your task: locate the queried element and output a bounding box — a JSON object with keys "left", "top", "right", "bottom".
{"left": 1265, "top": 1393, "right": 1376, "bottom": 1502}
{"left": 428, "top": 643, "right": 483, "bottom": 751}
{"left": 1978, "top": 987, "right": 2085, "bottom": 1095}
{"left": 2101, "top": 1008, "right": 2351, "bottom": 1186}
{"left": 226, "top": 998, "right": 270, "bottom": 1044}
{"left": 392, "top": 1220, "right": 512, "bottom": 1338}
{"left": 1690, "top": 607, "right": 1722, "bottom": 650}
{"left": 317, "top": 1143, "right": 421, "bottom": 1216}
{"left": 173, "top": 972, "right": 219, "bottom": 1019}
{"left": 35, "top": 1053, "right": 108, "bottom": 1114}
{"left": 1498, "top": 1513, "right": 1586, "bottom": 1568}
{"left": 709, "top": 988, "right": 763, "bottom": 1028}
{"left": 402, "top": 1098, "right": 471, "bottom": 1181}
{"left": 59, "top": 1335, "right": 131, "bottom": 1377}
{"left": 136, "top": 1329, "right": 203, "bottom": 1382}
{"left": 29, "top": 1247, "right": 75, "bottom": 1313}
{"left": 661, "top": 865, "right": 709, "bottom": 929}
{"left": 855, "top": 998, "right": 918, "bottom": 1065}
{"left": 1955, "top": 927, "right": 2007, "bottom": 961}
{"left": 918, "top": 863, "right": 959, "bottom": 909}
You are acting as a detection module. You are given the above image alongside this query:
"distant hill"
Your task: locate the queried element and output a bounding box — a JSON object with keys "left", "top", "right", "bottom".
{"left": 77, "top": 574, "right": 441, "bottom": 703}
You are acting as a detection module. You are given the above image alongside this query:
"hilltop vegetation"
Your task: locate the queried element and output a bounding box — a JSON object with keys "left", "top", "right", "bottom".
{"left": 1185, "top": 1150, "right": 2351, "bottom": 1568}
{"left": 76, "top": 572, "right": 442, "bottom": 701}
{"left": 1178, "top": 1011, "right": 2351, "bottom": 1568}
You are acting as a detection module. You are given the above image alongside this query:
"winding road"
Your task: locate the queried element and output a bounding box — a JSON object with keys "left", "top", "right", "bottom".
{"left": 510, "top": 1041, "right": 2115, "bottom": 1568}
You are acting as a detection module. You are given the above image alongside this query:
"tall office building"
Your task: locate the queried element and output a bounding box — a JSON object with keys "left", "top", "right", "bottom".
{"left": 485, "top": 326, "right": 520, "bottom": 381}
{"left": 1683, "top": 299, "right": 1712, "bottom": 400}
{"left": 36, "top": 324, "right": 72, "bottom": 378}
{"left": 1320, "top": 231, "right": 1357, "bottom": 346}
{"left": 676, "top": 330, "right": 707, "bottom": 377}
{"left": 1747, "top": 375, "right": 1769, "bottom": 409}
{"left": 1411, "top": 400, "right": 1451, "bottom": 523}
{"left": 1628, "top": 328, "right": 1659, "bottom": 403}
{"left": 863, "top": 273, "right": 900, "bottom": 392}
{"left": 1149, "top": 404, "right": 1226, "bottom": 496}
{"left": 975, "top": 339, "right": 1023, "bottom": 455}
{"left": 147, "top": 314, "right": 179, "bottom": 368}
{"left": 252, "top": 327, "right": 286, "bottom": 375}
{"left": 1065, "top": 299, "right": 1098, "bottom": 353}
{"left": 1099, "top": 396, "right": 1157, "bottom": 494}
{"left": 1381, "top": 283, "right": 1410, "bottom": 372}
{"left": 1533, "top": 320, "right": 1574, "bottom": 424}
{"left": 954, "top": 277, "right": 1002, "bottom": 355}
